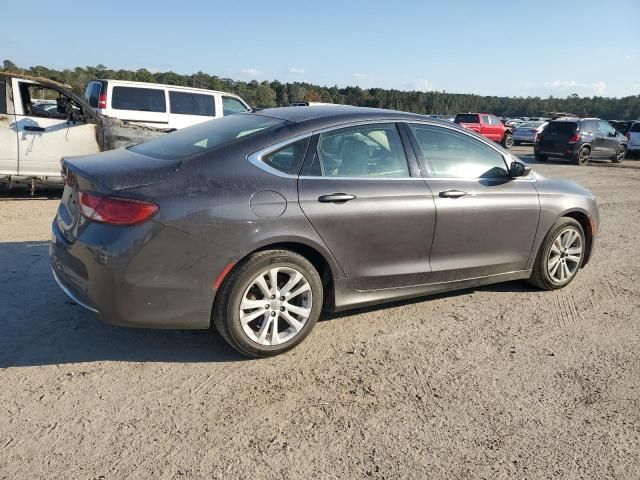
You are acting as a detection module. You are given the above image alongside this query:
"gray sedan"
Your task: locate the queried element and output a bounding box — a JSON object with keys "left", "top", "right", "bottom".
{"left": 50, "top": 106, "right": 600, "bottom": 357}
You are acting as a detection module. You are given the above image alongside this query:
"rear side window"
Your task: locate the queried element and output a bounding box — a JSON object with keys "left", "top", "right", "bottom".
{"left": 129, "top": 114, "right": 285, "bottom": 160}
{"left": 223, "top": 97, "right": 249, "bottom": 116}
{"left": 262, "top": 138, "right": 310, "bottom": 174}
{"left": 631, "top": 123, "right": 640, "bottom": 133}
{"left": 455, "top": 114, "right": 479, "bottom": 124}
{"left": 0, "top": 79, "right": 6, "bottom": 114}
{"left": 313, "top": 123, "right": 410, "bottom": 178}
{"left": 169, "top": 91, "right": 215, "bottom": 116}
{"left": 111, "top": 86, "right": 166, "bottom": 112}
{"left": 409, "top": 124, "right": 508, "bottom": 179}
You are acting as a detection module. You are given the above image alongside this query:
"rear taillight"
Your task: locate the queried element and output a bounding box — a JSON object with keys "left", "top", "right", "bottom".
{"left": 98, "top": 93, "right": 107, "bottom": 109}
{"left": 78, "top": 192, "right": 158, "bottom": 226}
{"left": 568, "top": 134, "right": 581, "bottom": 144}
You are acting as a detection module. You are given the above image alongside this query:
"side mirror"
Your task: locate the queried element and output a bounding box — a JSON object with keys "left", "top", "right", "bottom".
{"left": 509, "top": 160, "right": 532, "bottom": 178}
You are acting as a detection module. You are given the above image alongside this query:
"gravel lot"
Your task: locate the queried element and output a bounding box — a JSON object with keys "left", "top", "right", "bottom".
{"left": 1, "top": 146, "right": 639, "bottom": 479}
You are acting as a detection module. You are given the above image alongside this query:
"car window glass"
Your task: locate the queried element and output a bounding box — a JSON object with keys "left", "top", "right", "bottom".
{"left": 314, "top": 123, "right": 409, "bottom": 178}
{"left": 169, "top": 91, "right": 215, "bottom": 116}
{"left": 408, "top": 124, "right": 508, "bottom": 179}
{"left": 0, "top": 79, "right": 6, "bottom": 114}
{"left": 631, "top": 123, "right": 640, "bottom": 133}
{"left": 223, "top": 97, "right": 249, "bottom": 116}
{"left": 482, "top": 115, "right": 490, "bottom": 124}
{"left": 18, "top": 82, "right": 75, "bottom": 119}
{"left": 262, "top": 138, "right": 309, "bottom": 175}
{"left": 111, "top": 86, "right": 166, "bottom": 112}
{"left": 597, "top": 121, "right": 614, "bottom": 135}
{"left": 454, "top": 114, "right": 479, "bottom": 123}
{"left": 490, "top": 116, "right": 501, "bottom": 125}
{"left": 129, "top": 114, "right": 284, "bottom": 160}
{"left": 87, "top": 82, "right": 101, "bottom": 108}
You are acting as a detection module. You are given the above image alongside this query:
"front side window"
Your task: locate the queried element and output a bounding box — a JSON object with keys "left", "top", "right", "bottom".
{"left": 169, "top": 91, "right": 215, "bottom": 116}
{"left": 408, "top": 124, "right": 508, "bottom": 179}
{"left": 597, "top": 121, "right": 614, "bottom": 135}
{"left": 312, "top": 123, "right": 410, "bottom": 178}
{"left": 223, "top": 97, "right": 250, "bottom": 116}
{"left": 262, "top": 138, "right": 310, "bottom": 174}
{"left": 129, "top": 114, "right": 285, "bottom": 160}
{"left": 481, "top": 115, "right": 491, "bottom": 124}
{"left": 111, "top": 86, "right": 166, "bottom": 112}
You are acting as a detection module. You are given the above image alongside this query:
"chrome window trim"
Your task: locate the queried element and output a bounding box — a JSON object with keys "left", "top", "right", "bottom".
{"left": 247, "top": 118, "right": 535, "bottom": 182}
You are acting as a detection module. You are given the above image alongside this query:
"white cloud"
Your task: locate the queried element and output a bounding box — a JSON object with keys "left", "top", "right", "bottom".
{"left": 542, "top": 80, "right": 607, "bottom": 96}
{"left": 288, "top": 67, "right": 304, "bottom": 75}
{"left": 241, "top": 68, "right": 262, "bottom": 77}
{"left": 352, "top": 73, "right": 369, "bottom": 79}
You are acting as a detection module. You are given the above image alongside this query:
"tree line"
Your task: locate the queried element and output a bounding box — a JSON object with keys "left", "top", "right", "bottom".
{"left": 3, "top": 60, "right": 639, "bottom": 119}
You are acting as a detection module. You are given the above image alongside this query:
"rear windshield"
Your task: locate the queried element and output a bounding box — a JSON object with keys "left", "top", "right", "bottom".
{"left": 630, "top": 123, "right": 640, "bottom": 133}
{"left": 544, "top": 122, "right": 577, "bottom": 135}
{"left": 112, "top": 86, "right": 166, "bottom": 112}
{"left": 454, "top": 114, "right": 479, "bottom": 124}
{"left": 518, "top": 121, "right": 544, "bottom": 128}
{"left": 129, "top": 114, "right": 286, "bottom": 160}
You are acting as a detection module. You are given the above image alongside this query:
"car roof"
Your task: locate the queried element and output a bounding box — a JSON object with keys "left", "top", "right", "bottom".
{"left": 95, "top": 78, "right": 242, "bottom": 97}
{"left": 253, "top": 105, "right": 438, "bottom": 127}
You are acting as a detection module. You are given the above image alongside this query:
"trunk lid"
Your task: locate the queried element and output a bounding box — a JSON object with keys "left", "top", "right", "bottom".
{"left": 56, "top": 148, "right": 180, "bottom": 241}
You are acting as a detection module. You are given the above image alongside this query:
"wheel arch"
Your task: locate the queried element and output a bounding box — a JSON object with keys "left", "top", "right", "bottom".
{"left": 561, "top": 209, "right": 594, "bottom": 266}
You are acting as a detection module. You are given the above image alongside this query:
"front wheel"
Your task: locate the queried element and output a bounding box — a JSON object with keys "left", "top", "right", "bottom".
{"left": 612, "top": 145, "right": 626, "bottom": 163}
{"left": 501, "top": 133, "right": 514, "bottom": 149}
{"left": 529, "top": 217, "right": 585, "bottom": 290}
{"left": 213, "top": 250, "right": 323, "bottom": 357}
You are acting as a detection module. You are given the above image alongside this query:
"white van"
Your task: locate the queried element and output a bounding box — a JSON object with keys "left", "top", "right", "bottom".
{"left": 84, "top": 79, "right": 251, "bottom": 129}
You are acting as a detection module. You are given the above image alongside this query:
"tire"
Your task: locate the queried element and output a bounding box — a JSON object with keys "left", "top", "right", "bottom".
{"left": 213, "top": 249, "right": 323, "bottom": 358}
{"left": 534, "top": 153, "right": 548, "bottom": 162}
{"left": 514, "top": 140, "right": 522, "bottom": 146}
{"left": 501, "top": 133, "right": 513, "bottom": 149}
{"left": 611, "top": 144, "right": 626, "bottom": 163}
{"left": 529, "top": 217, "right": 585, "bottom": 291}
{"left": 573, "top": 146, "right": 591, "bottom": 165}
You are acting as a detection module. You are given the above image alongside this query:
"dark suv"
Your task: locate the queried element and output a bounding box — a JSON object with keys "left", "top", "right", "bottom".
{"left": 534, "top": 118, "right": 628, "bottom": 165}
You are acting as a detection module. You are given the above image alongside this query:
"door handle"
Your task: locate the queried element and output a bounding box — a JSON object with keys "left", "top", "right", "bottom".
{"left": 439, "top": 189, "right": 467, "bottom": 199}
{"left": 318, "top": 193, "right": 356, "bottom": 203}
{"left": 24, "top": 126, "right": 45, "bottom": 132}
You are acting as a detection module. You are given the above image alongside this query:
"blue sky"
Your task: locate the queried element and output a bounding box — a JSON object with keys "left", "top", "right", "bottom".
{"left": 4, "top": 0, "right": 639, "bottom": 97}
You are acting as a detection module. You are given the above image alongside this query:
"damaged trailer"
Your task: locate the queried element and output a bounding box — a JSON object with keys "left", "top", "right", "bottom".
{"left": 0, "top": 72, "right": 172, "bottom": 193}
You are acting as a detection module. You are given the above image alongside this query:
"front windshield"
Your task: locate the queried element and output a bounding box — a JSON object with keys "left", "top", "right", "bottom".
{"left": 129, "top": 114, "right": 286, "bottom": 160}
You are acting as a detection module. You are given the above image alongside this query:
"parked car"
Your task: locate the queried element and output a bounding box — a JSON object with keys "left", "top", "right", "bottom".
{"left": 51, "top": 106, "right": 599, "bottom": 357}
{"left": 0, "top": 73, "right": 169, "bottom": 191}
{"left": 627, "top": 121, "right": 640, "bottom": 156}
{"left": 454, "top": 113, "right": 513, "bottom": 148}
{"left": 534, "top": 118, "right": 628, "bottom": 165}
{"left": 608, "top": 120, "right": 634, "bottom": 136}
{"left": 513, "top": 121, "right": 548, "bottom": 145}
{"left": 84, "top": 79, "right": 250, "bottom": 129}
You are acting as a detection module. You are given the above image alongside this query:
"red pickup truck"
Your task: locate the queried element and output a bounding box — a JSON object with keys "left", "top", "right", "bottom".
{"left": 454, "top": 113, "right": 513, "bottom": 149}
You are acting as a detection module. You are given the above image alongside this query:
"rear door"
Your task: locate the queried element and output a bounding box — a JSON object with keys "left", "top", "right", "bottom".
{"left": 13, "top": 80, "right": 101, "bottom": 176}
{"left": 168, "top": 90, "right": 216, "bottom": 129}
{"left": 629, "top": 122, "right": 640, "bottom": 150}
{"left": 406, "top": 122, "right": 540, "bottom": 282}
{"left": 598, "top": 120, "right": 618, "bottom": 157}
{"left": 0, "top": 77, "right": 18, "bottom": 175}
{"left": 298, "top": 122, "right": 436, "bottom": 290}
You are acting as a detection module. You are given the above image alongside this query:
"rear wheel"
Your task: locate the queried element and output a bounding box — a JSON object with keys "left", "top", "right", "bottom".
{"left": 573, "top": 146, "right": 591, "bottom": 166}
{"left": 501, "top": 133, "right": 514, "bottom": 149}
{"left": 213, "top": 250, "right": 323, "bottom": 357}
{"left": 529, "top": 217, "right": 585, "bottom": 290}
{"left": 612, "top": 144, "right": 626, "bottom": 163}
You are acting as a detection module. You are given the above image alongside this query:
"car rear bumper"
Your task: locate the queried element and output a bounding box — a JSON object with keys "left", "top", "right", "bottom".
{"left": 50, "top": 218, "right": 224, "bottom": 329}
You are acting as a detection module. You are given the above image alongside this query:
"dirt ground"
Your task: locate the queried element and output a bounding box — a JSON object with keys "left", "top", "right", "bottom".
{"left": 1, "top": 146, "right": 639, "bottom": 479}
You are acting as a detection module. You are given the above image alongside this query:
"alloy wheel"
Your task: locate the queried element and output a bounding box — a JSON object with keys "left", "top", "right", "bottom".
{"left": 239, "top": 266, "right": 312, "bottom": 346}
{"left": 547, "top": 227, "right": 583, "bottom": 284}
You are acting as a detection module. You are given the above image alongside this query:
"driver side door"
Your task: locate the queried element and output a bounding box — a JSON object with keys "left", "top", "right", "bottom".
{"left": 13, "top": 80, "right": 101, "bottom": 176}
